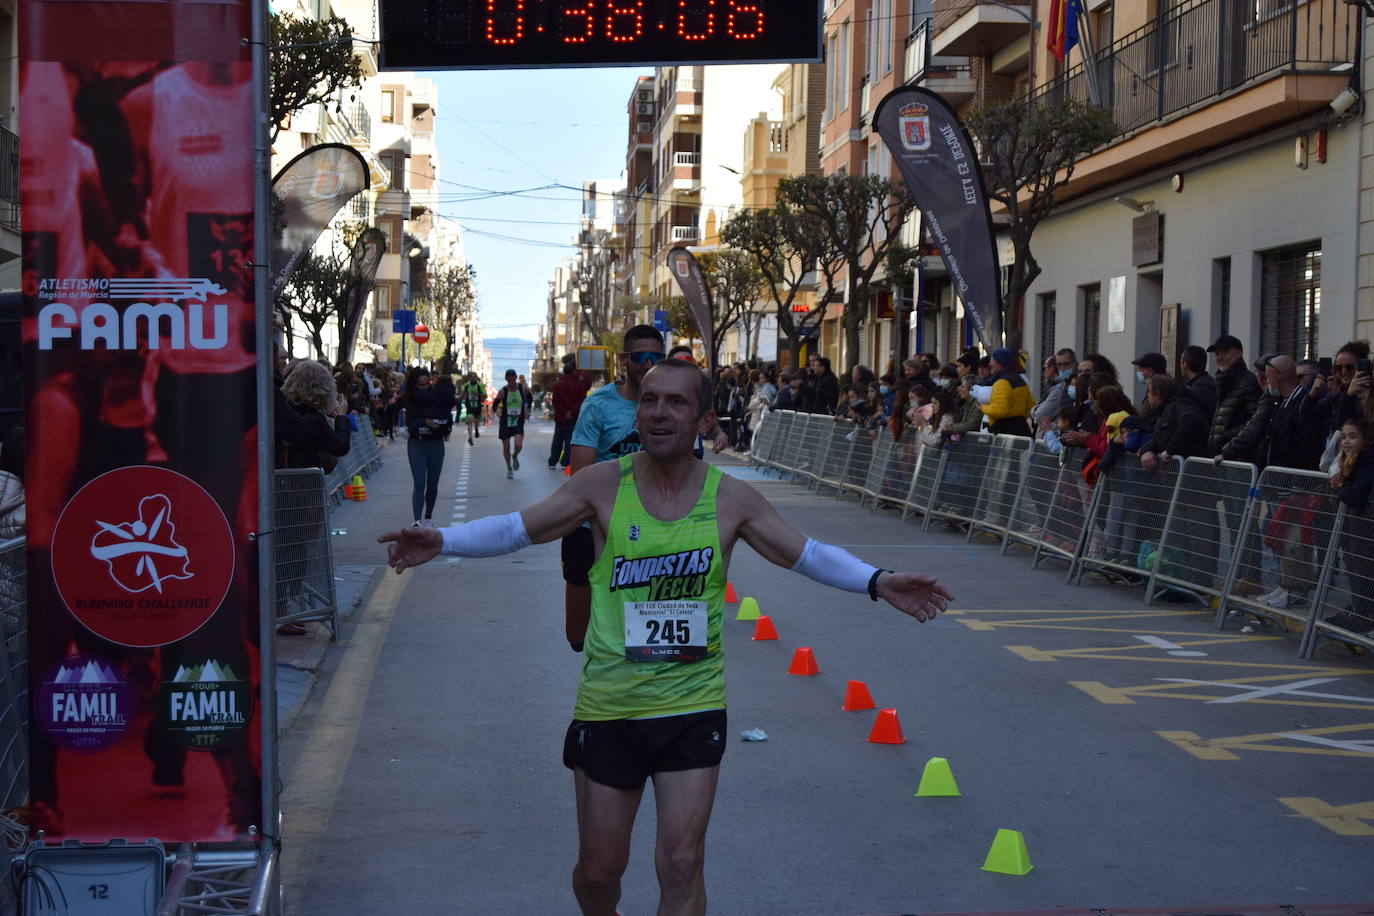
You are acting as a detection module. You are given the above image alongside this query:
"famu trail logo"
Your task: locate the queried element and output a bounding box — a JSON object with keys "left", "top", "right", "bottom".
{"left": 610, "top": 548, "right": 714, "bottom": 601}
{"left": 35, "top": 654, "right": 133, "bottom": 754}
{"left": 158, "top": 658, "right": 251, "bottom": 750}
{"left": 36, "top": 277, "right": 230, "bottom": 351}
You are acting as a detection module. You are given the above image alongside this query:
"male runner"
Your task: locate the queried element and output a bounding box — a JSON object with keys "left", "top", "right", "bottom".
{"left": 496, "top": 368, "right": 528, "bottom": 479}
{"left": 379, "top": 357, "right": 952, "bottom": 916}
{"left": 461, "top": 372, "right": 486, "bottom": 445}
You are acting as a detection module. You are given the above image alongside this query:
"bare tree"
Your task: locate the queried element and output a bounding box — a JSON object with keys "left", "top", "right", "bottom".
{"left": 722, "top": 204, "right": 839, "bottom": 366}
{"left": 426, "top": 261, "right": 477, "bottom": 374}
{"left": 277, "top": 249, "right": 350, "bottom": 361}
{"left": 779, "top": 174, "right": 917, "bottom": 374}
{"left": 968, "top": 97, "right": 1117, "bottom": 348}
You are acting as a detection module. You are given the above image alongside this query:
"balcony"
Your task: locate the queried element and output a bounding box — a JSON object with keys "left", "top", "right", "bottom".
{"left": 0, "top": 125, "right": 16, "bottom": 230}
{"left": 1028, "top": 0, "right": 1355, "bottom": 200}
{"left": 671, "top": 225, "right": 700, "bottom": 243}
{"left": 1032, "top": 0, "right": 1354, "bottom": 135}
{"left": 340, "top": 101, "right": 371, "bottom": 148}
{"left": 932, "top": 0, "right": 1030, "bottom": 58}
{"left": 904, "top": 20, "right": 977, "bottom": 104}
{"left": 673, "top": 151, "right": 701, "bottom": 166}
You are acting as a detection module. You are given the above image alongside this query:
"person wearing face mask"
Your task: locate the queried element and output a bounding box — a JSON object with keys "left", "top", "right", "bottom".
{"left": 1130, "top": 352, "right": 1167, "bottom": 433}
{"left": 1033, "top": 348, "right": 1078, "bottom": 428}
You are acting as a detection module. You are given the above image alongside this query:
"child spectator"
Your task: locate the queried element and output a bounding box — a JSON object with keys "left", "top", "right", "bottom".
{"left": 1327, "top": 419, "right": 1374, "bottom": 634}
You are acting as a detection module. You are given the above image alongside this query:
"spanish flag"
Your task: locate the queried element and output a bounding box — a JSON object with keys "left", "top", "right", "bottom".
{"left": 1047, "top": 0, "right": 1081, "bottom": 61}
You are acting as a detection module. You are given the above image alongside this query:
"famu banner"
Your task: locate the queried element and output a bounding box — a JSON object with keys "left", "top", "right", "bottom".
{"left": 666, "top": 247, "right": 715, "bottom": 375}
{"left": 272, "top": 143, "right": 370, "bottom": 299}
{"left": 873, "top": 86, "right": 1003, "bottom": 351}
{"left": 21, "top": 0, "right": 261, "bottom": 842}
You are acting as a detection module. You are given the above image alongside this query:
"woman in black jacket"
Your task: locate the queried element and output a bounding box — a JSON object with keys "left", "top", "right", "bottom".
{"left": 403, "top": 367, "right": 455, "bottom": 527}
{"left": 278, "top": 360, "right": 351, "bottom": 634}
{"left": 280, "top": 361, "right": 351, "bottom": 471}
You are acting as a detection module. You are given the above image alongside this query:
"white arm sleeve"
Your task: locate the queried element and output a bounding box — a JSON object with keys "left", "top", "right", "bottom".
{"left": 972, "top": 384, "right": 993, "bottom": 405}
{"left": 789, "top": 538, "right": 879, "bottom": 594}
{"left": 440, "top": 512, "right": 532, "bottom": 558}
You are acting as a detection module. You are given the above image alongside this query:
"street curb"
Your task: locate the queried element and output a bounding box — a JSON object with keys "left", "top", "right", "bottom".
{"left": 275, "top": 564, "right": 384, "bottom": 735}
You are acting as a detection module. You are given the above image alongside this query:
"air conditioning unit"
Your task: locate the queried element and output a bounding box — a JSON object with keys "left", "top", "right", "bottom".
{"left": 636, "top": 121, "right": 652, "bottom": 133}
{"left": 638, "top": 90, "right": 652, "bottom": 101}
{"left": 636, "top": 103, "right": 654, "bottom": 115}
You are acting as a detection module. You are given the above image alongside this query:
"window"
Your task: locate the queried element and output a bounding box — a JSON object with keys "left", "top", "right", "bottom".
{"left": 838, "top": 20, "right": 850, "bottom": 112}
{"left": 384, "top": 152, "right": 405, "bottom": 190}
{"left": 374, "top": 284, "right": 391, "bottom": 319}
{"left": 881, "top": 0, "right": 893, "bottom": 76}
{"left": 909, "top": 0, "right": 932, "bottom": 21}
{"left": 381, "top": 90, "right": 396, "bottom": 124}
{"left": 1039, "top": 293, "right": 1057, "bottom": 366}
{"left": 1260, "top": 242, "right": 1321, "bottom": 361}
{"left": 1213, "top": 257, "right": 1231, "bottom": 338}
{"left": 824, "top": 32, "right": 838, "bottom": 121}
{"left": 379, "top": 217, "right": 401, "bottom": 254}
{"left": 1081, "top": 283, "right": 1101, "bottom": 355}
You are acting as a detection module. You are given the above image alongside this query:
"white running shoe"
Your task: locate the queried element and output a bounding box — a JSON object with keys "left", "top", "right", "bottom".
{"left": 421, "top": 519, "right": 435, "bottom": 528}
{"left": 412, "top": 520, "right": 424, "bottom": 528}
{"left": 506, "top": 467, "right": 514, "bottom": 479}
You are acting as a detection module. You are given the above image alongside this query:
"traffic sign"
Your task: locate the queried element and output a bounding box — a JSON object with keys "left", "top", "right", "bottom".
{"left": 413, "top": 324, "right": 430, "bottom": 344}
{"left": 392, "top": 309, "right": 416, "bottom": 334}
{"left": 653, "top": 309, "right": 671, "bottom": 333}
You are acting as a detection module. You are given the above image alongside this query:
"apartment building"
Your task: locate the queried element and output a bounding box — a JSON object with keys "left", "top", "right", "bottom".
{"left": 990, "top": 0, "right": 1361, "bottom": 394}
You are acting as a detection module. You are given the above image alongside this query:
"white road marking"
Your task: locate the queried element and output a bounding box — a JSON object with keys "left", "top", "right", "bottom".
{"left": 1275, "top": 733, "right": 1374, "bottom": 753}
{"left": 1154, "top": 676, "right": 1374, "bottom": 704}
{"left": 1134, "top": 635, "right": 1208, "bottom": 657}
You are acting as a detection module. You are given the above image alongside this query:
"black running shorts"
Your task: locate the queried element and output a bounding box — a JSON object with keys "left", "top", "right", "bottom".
{"left": 498, "top": 421, "right": 525, "bottom": 440}
{"left": 562, "top": 710, "right": 727, "bottom": 790}
{"left": 560, "top": 525, "right": 594, "bottom": 586}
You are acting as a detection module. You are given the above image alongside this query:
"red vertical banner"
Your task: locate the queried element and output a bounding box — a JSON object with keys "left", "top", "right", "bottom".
{"left": 21, "top": 0, "right": 261, "bottom": 842}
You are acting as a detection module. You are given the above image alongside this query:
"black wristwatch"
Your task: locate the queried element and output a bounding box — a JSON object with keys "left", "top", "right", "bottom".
{"left": 867, "top": 569, "right": 890, "bottom": 602}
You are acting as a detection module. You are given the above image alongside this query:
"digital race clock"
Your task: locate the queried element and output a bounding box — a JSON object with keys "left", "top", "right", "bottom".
{"left": 378, "top": 1, "right": 822, "bottom": 71}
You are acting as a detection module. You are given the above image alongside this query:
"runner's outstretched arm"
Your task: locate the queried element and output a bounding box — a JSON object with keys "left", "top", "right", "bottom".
{"left": 379, "top": 465, "right": 608, "bottom": 574}
{"left": 730, "top": 480, "right": 953, "bottom": 623}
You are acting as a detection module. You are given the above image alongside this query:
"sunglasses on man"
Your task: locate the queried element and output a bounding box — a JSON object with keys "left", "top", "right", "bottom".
{"left": 627, "top": 350, "right": 665, "bottom": 366}
{"left": 1334, "top": 363, "right": 1357, "bottom": 374}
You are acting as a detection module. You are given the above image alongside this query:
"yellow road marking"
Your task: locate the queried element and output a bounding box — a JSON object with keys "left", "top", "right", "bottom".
{"left": 280, "top": 568, "right": 408, "bottom": 908}
{"left": 1277, "top": 797, "right": 1374, "bottom": 835}
{"left": 1159, "top": 723, "right": 1374, "bottom": 761}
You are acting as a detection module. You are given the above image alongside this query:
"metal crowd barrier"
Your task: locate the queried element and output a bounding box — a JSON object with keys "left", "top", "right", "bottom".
{"left": 813, "top": 418, "right": 855, "bottom": 496}
{"left": 749, "top": 411, "right": 1374, "bottom": 658}
{"left": 274, "top": 469, "right": 339, "bottom": 639}
{"left": 323, "top": 413, "right": 386, "bottom": 503}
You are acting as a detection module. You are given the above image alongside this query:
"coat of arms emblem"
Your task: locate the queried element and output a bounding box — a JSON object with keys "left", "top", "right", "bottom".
{"left": 899, "top": 102, "right": 932, "bottom": 152}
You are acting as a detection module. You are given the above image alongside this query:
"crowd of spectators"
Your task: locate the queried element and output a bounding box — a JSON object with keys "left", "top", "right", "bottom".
{"left": 738, "top": 333, "right": 1374, "bottom": 635}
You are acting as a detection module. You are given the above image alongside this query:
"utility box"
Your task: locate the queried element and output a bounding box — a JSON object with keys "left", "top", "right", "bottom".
{"left": 23, "top": 839, "right": 166, "bottom": 915}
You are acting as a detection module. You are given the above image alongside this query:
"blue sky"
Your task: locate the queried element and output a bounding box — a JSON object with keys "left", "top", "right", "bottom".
{"left": 429, "top": 67, "right": 651, "bottom": 350}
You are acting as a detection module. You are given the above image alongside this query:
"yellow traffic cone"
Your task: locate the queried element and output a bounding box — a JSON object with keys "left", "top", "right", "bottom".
{"left": 914, "top": 757, "right": 960, "bottom": 797}
{"left": 735, "top": 597, "right": 761, "bottom": 621}
{"left": 350, "top": 474, "right": 366, "bottom": 500}
{"left": 980, "top": 829, "right": 1032, "bottom": 875}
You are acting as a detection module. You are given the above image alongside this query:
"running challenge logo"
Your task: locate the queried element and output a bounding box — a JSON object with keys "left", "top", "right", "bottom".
{"left": 609, "top": 548, "right": 714, "bottom": 601}
{"left": 35, "top": 277, "right": 230, "bottom": 351}
{"left": 51, "top": 465, "right": 235, "bottom": 648}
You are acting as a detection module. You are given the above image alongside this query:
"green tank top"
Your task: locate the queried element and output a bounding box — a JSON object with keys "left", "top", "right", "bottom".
{"left": 575, "top": 455, "right": 727, "bottom": 721}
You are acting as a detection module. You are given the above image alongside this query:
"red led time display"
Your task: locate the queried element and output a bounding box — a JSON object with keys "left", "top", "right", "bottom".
{"left": 380, "top": 0, "right": 820, "bottom": 71}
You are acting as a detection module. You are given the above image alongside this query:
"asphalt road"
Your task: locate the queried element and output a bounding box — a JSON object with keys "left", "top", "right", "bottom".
{"left": 280, "top": 419, "right": 1374, "bottom": 915}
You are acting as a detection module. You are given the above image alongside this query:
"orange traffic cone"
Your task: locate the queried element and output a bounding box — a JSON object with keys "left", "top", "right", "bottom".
{"left": 842, "top": 680, "right": 876, "bottom": 711}
{"left": 725, "top": 582, "right": 739, "bottom": 603}
{"left": 787, "top": 647, "right": 819, "bottom": 676}
{"left": 563, "top": 464, "right": 571, "bottom": 476}
{"left": 343, "top": 483, "right": 355, "bottom": 500}
{"left": 867, "top": 708, "right": 906, "bottom": 745}
{"left": 752, "top": 615, "right": 778, "bottom": 641}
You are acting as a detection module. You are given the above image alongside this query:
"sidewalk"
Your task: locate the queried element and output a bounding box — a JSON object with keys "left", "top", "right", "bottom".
{"left": 273, "top": 431, "right": 410, "bottom": 732}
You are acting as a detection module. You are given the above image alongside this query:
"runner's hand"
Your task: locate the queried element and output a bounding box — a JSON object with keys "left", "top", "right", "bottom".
{"left": 711, "top": 429, "right": 729, "bottom": 452}
{"left": 876, "top": 573, "right": 953, "bottom": 623}
{"left": 378, "top": 527, "right": 443, "bottom": 574}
